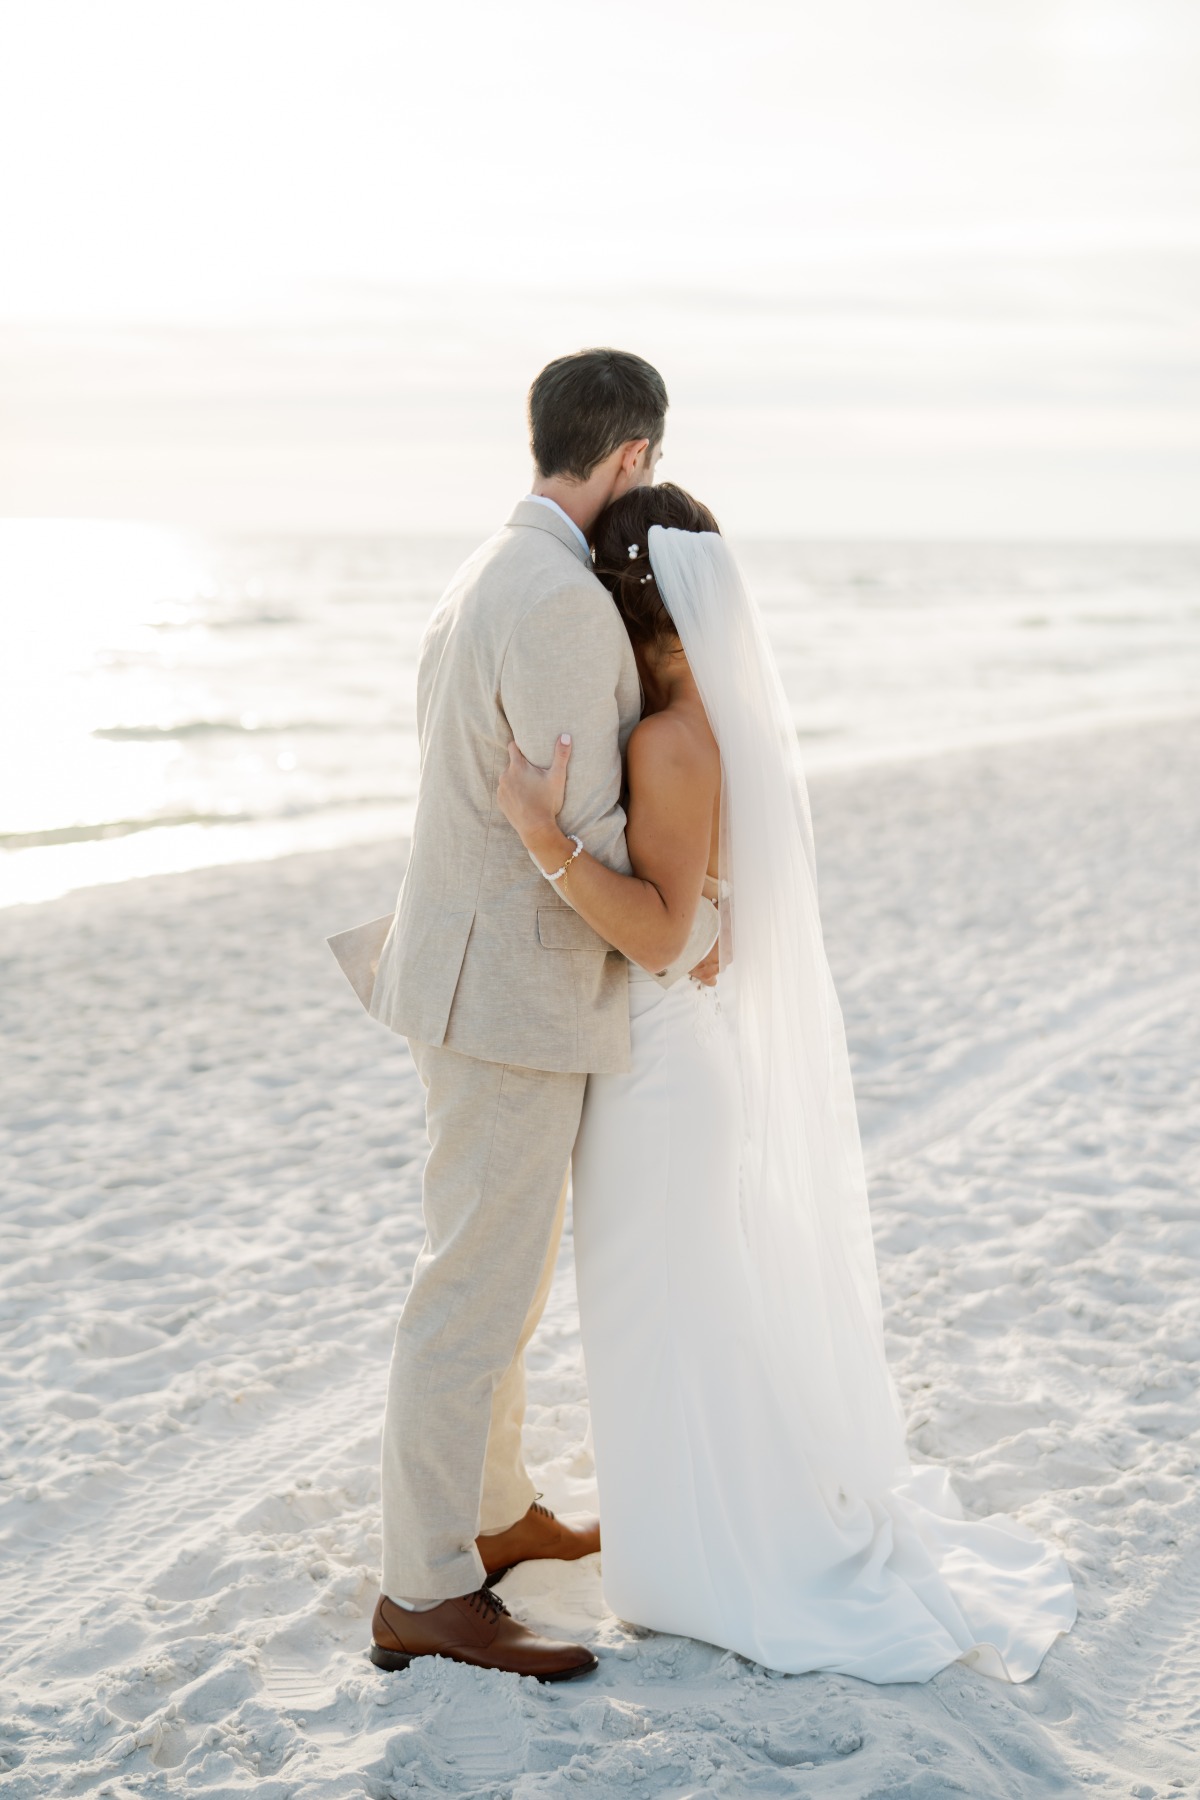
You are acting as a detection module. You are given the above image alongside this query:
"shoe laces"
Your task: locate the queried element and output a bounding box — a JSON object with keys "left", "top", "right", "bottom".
{"left": 467, "top": 1585, "right": 510, "bottom": 1620}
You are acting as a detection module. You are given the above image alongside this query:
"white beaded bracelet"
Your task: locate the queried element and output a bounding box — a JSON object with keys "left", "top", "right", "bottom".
{"left": 540, "top": 834, "right": 584, "bottom": 882}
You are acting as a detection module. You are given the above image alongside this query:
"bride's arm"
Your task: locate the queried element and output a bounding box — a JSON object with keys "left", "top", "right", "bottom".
{"left": 498, "top": 717, "right": 718, "bottom": 975}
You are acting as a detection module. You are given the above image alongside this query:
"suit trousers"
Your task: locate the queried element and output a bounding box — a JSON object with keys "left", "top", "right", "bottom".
{"left": 380, "top": 1036, "right": 587, "bottom": 1601}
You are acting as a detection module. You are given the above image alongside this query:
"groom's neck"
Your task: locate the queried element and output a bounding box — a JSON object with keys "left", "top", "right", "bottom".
{"left": 530, "top": 473, "right": 605, "bottom": 538}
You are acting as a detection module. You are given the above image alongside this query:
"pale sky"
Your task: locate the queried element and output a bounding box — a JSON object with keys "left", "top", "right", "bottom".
{"left": 1, "top": 0, "right": 1198, "bottom": 536}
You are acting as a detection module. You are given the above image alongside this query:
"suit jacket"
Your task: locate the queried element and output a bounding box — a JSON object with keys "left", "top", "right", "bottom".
{"left": 329, "top": 500, "right": 718, "bottom": 1074}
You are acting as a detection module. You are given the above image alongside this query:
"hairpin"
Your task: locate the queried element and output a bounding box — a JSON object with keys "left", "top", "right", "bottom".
{"left": 640, "top": 573, "right": 654, "bottom": 584}
{"left": 627, "top": 543, "right": 639, "bottom": 559}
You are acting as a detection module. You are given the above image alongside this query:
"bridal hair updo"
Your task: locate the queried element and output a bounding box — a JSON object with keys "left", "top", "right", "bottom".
{"left": 591, "top": 482, "right": 720, "bottom": 657}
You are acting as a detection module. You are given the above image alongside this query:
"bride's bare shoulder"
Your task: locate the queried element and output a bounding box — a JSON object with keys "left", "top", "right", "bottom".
{"left": 627, "top": 706, "right": 719, "bottom": 788}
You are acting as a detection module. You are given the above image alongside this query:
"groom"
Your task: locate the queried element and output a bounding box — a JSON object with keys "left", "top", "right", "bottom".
{"left": 359, "top": 350, "right": 720, "bottom": 1680}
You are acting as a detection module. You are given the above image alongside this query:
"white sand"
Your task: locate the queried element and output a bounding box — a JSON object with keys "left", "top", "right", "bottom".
{"left": 2, "top": 716, "right": 1198, "bottom": 1799}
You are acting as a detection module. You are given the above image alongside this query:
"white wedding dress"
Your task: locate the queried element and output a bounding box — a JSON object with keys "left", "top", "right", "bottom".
{"left": 570, "top": 528, "right": 1076, "bottom": 1683}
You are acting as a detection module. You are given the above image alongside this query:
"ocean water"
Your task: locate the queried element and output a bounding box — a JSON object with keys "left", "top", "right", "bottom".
{"left": 2, "top": 520, "right": 1198, "bottom": 907}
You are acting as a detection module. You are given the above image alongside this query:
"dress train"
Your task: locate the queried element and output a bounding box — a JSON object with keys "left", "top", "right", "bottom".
{"left": 571, "top": 963, "right": 1076, "bottom": 1683}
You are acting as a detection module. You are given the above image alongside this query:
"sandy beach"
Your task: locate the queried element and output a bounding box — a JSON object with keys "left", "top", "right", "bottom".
{"left": 2, "top": 713, "right": 1198, "bottom": 1799}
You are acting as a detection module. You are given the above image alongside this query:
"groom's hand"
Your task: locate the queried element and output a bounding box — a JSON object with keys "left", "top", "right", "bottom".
{"left": 689, "top": 943, "right": 720, "bottom": 988}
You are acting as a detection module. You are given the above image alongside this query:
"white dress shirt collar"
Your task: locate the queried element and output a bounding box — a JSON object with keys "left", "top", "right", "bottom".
{"left": 521, "top": 493, "right": 590, "bottom": 560}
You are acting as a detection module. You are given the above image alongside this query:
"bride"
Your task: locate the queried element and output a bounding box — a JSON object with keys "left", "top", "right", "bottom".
{"left": 497, "top": 481, "right": 1076, "bottom": 1684}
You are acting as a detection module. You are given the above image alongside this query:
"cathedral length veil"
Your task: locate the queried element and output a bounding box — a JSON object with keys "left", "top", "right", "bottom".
{"left": 647, "top": 525, "right": 913, "bottom": 1505}
{"left": 577, "top": 525, "right": 1077, "bottom": 1682}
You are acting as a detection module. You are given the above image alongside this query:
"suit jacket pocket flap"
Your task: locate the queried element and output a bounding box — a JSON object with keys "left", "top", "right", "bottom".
{"left": 537, "top": 905, "right": 609, "bottom": 953}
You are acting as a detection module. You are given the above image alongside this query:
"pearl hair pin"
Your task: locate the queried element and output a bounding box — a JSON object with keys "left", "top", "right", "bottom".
{"left": 627, "top": 544, "right": 639, "bottom": 558}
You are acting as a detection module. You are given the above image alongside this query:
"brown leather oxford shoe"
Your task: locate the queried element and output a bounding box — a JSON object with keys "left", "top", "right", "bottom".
{"left": 369, "top": 1586, "right": 597, "bottom": 1682}
{"left": 477, "top": 1498, "right": 601, "bottom": 1586}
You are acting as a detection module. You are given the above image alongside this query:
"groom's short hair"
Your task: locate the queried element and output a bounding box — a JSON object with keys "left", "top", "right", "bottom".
{"left": 529, "top": 349, "right": 668, "bottom": 481}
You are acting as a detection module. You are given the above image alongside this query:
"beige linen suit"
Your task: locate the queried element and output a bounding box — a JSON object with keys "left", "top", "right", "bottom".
{"left": 368, "top": 500, "right": 641, "bottom": 1073}
{"left": 349, "top": 500, "right": 723, "bottom": 1598}
{"left": 336, "top": 501, "right": 717, "bottom": 1602}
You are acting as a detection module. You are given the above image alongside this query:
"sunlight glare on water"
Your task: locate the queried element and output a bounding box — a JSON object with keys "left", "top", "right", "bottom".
{"left": 1, "top": 520, "right": 216, "bottom": 838}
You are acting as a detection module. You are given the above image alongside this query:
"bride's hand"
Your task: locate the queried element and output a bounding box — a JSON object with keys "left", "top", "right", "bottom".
{"left": 497, "top": 733, "right": 573, "bottom": 843}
